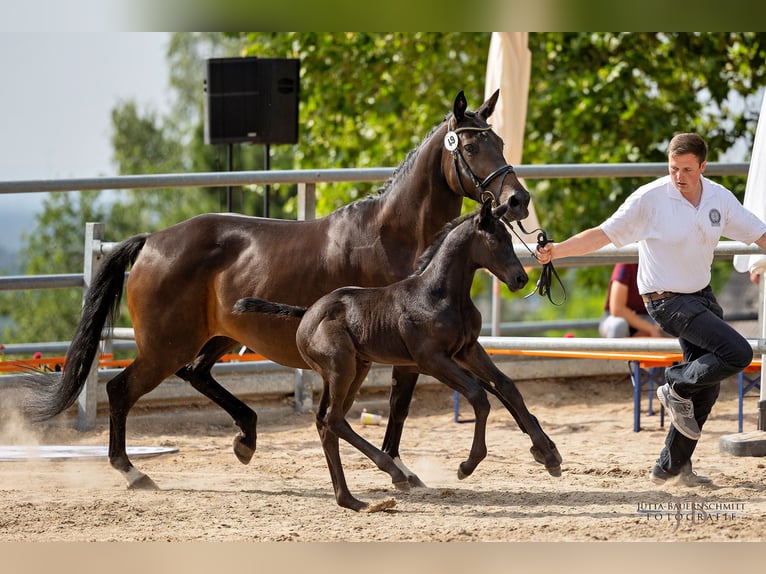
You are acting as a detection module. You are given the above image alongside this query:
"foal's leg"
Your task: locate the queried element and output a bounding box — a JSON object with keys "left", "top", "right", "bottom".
{"left": 458, "top": 343, "right": 562, "bottom": 476}
{"left": 382, "top": 367, "right": 426, "bottom": 488}
{"left": 314, "top": 356, "right": 406, "bottom": 511}
{"left": 175, "top": 336, "right": 258, "bottom": 464}
{"left": 418, "top": 355, "right": 492, "bottom": 479}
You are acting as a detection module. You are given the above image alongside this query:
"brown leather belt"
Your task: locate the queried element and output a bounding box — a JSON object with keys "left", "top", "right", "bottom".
{"left": 642, "top": 291, "right": 678, "bottom": 303}
{"left": 642, "top": 290, "right": 703, "bottom": 304}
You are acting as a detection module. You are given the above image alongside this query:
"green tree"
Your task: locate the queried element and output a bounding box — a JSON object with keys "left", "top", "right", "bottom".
{"left": 0, "top": 193, "right": 108, "bottom": 345}
{"left": 6, "top": 32, "right": 766, "bottom": 344}
{"left": 521, "top": 32, "right": 766, "bottom": 326}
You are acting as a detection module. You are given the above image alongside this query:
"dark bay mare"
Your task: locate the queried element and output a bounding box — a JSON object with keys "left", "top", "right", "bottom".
{"left": 23, "top": 90, "right": 532, "bottom": 491}
{"left": 234, "top": 201, "right": 562, "bottom": 511}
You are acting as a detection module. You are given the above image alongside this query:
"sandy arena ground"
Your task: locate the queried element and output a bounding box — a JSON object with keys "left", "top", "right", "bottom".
{"left": 1, "top": 374, "right": 764, "bottom": 545}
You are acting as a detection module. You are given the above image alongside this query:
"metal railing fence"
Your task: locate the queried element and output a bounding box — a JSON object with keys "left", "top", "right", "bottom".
{"left": 1, "top": 161, "right": 761, "bottom": 429}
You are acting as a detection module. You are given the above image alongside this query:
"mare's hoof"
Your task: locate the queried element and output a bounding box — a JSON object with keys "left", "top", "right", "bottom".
{"left": 127, "top": 474, "right": 159, "bottom": 491}
{"left": 233, "top": 432, "right": 256, "bottom": 465}
{"left": 393, "top": 479, "right": 411, "bottom": 493}
{"left": 457, "top": 461, "right": 476, "bottom": 480}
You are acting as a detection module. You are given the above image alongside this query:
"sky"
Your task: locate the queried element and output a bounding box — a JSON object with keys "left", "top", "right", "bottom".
{"left": 0, "top": 32, "right": 171, "bottom": 250}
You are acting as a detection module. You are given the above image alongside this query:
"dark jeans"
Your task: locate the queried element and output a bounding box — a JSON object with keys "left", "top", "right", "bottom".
{"left": 645, "top": 286, "right": 752, "bottom": 474}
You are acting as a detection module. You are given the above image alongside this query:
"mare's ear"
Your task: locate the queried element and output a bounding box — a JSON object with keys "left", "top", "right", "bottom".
{"left": 477, "top": 89, "right": 499, "bottom": 121}
{"left": 453, "top": 90, "right": 467, "bottom": 123}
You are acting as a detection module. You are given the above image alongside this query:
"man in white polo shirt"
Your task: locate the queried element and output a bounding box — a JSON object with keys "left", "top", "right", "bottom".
{"left": 537, "top": 133, "right": 766, "bottom": 486}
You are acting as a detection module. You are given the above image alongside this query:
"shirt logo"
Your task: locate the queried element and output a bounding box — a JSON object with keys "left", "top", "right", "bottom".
{"left": 709, "top": 208, "right": 721, "bottom": 227}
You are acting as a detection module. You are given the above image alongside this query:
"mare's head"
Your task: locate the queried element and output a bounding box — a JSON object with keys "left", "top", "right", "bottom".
{"left": 472, "top": 200, "right": 528, "bottom": 292}
{"left": 442, "top": 90, "right": 530, "bottom": 221}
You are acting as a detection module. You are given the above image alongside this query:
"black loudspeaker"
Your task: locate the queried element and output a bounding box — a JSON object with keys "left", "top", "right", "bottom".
{"left": 204, "top": 57, "right": 300, "bottom": 145}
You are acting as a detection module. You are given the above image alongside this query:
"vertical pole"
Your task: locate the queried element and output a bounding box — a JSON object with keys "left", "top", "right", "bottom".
{"left": 491, "top": 277, "right": 501, "bottom": 336}
{"left": 294, "top": 181, "right": 316, "bottom": 411}
{"left": 759, "top": 271, "right": 766, "bottom": 431}
{"left": 294, "top": 368, "right": 313, "bottom": 413}
{"left": 77, "top": 222, "right": 105, "bottom": 431}
{"left": 226, "top": 143, "right": 233, "bottom": 212}
{"left": 263, "top": 143, "right": 271, "bottom": 218}
{"left": 297, "top": 182, "right": 316, "bottom": 222}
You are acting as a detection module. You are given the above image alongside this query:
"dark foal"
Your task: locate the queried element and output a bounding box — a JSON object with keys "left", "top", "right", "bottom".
{"left": 234, "top": 201, "right": 562, "bottom": 511}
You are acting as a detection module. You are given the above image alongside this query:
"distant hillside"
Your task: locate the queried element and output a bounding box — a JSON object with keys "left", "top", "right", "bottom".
{"left": 0, "top": 244, "right": 20, "bottom": 275}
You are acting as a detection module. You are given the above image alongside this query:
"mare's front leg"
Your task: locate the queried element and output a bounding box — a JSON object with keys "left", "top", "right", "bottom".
{"left": 382, "top": 366, "right": 426, "bottom": 488}
{"left": 457, "top": 343, "right": 562, "bottom": 476}
{"left": 175, "top": 336, "right": 258, "bottom": 464}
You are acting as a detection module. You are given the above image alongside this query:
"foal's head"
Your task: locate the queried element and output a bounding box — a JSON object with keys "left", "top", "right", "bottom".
{"left": 473, "top": 200, "right": 528, "bottom": 292}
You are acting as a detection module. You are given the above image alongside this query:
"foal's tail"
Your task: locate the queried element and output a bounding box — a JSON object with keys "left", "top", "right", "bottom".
{"left": 23, "top": 234, "right": 149, "bottom": 421}
{"left": 232, "top": 297, "right": 306, "bottom": 319}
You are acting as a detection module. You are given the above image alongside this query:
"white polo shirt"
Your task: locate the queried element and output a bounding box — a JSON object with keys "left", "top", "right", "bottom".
{"left": 601, "top": 174, "right": 766, "bottom": 295}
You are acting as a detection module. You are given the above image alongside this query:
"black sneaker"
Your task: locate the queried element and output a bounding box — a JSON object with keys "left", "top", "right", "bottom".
{"left": 657, "top": 384, "right": 700, "bottom": 440}
{"left": 650, "top": 462, "right": 712, "bottom": 487}
{"left": 679, "top": 462, "right": 712, "bottom": 486}
{"left": 650, "top": 464, "right": 673, "bottom": 485}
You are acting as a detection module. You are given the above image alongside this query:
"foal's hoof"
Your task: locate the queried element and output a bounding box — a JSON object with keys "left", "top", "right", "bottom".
{"left": 530, "top": 446, "right": 563, "bottom": 477}
{"left": 233, "top": 432, "right": 256, "bottom": 465}
{"left": 127, "top": 474, "right": 160, "bottom": 491}
{"left": 530, "top": 446, "right": 547, "bottom": 465}
{"left": 546, "top": 465, "right": 562, "bottom": 477}
{"left": 393, "top": 479, "right": 411, "bottom": 493}
{"left": 407, "top": 474, "right": 427, "bottom": 489}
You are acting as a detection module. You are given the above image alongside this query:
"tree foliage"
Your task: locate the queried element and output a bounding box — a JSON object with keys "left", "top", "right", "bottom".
{"left": 4, "top": 32, "right": 766, "bottom": 344}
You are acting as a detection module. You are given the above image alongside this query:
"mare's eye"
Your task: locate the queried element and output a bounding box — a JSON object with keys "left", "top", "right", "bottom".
{"left": 464, "top": 143, "right": 478, "bottom": 155}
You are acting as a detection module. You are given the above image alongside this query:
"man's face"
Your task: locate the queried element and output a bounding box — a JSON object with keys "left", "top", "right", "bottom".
{"left": 668, "top": 152, "right": 706, "bottom": 194}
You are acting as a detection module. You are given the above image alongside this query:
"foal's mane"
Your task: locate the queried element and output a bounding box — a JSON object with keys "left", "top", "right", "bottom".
{"left": 411, "top": 210, "right": 474, "bottom": 275}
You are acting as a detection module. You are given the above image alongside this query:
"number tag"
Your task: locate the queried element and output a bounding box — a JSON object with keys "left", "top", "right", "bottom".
{"left": 444, "top": 131, "right": 459, "bottom": 152}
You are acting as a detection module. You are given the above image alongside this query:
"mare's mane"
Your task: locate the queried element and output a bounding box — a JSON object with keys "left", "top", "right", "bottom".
{"left": 376, "top": 118, "right": 447, "bottom": 197}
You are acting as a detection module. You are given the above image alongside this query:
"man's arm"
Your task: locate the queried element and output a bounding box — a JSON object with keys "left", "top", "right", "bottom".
{"left": 537, "top": 226, "right": 611, "bottom": 263}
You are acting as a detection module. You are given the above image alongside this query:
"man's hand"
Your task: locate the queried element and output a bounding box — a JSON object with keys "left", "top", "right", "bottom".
{"left": 537, "top": 242, "right": 554, "bottom": 264}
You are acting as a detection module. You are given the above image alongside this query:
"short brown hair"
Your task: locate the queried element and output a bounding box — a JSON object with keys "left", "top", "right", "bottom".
{"left": 668, "top": 133, "right": 707, "bottom": 164}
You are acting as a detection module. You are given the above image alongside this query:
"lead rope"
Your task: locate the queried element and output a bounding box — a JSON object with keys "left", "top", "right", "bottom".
{"left": 511, "top": 220, "right": 567, "bottom": 306}
{"left": 445, "top": 120, "right": 566, "bottom": 305}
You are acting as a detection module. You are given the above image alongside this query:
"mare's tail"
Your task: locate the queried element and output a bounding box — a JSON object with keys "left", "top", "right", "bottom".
{"left": 232, "top": 297, "right": 306, "bottom": 319}
{"left": 23, "top": 234, "right": 149, "bottom": 421}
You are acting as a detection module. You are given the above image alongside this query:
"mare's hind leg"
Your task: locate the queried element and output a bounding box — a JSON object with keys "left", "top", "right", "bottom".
{"left": 106, "top": 360, "right": 171, "bottom": 490}
{"left": 175, "top": 336, "right": 258, "bottom": 464}
{"left": 382, "top": 367, "right": 426, "bottom": 488}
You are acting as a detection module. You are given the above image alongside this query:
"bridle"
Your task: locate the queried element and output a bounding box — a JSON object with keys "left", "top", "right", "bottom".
{"left": 444, "top": 118, "right": 567, "bottom": 305}
{"left": 445, "top": 118, "right": 517, "bottom": 203}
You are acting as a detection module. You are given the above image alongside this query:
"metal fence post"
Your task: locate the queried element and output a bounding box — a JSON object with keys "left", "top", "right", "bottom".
{"left": 297, "top": 182, "right": 316, "bottom": 221}
{"left": 294, "top": 368, "right": 313, "bottom": 413}
{"left": 295, "top": 184, "right": 317, "bottom": 412}
{"left": 77, "top": 222, "right": 105, "bottom": 430}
